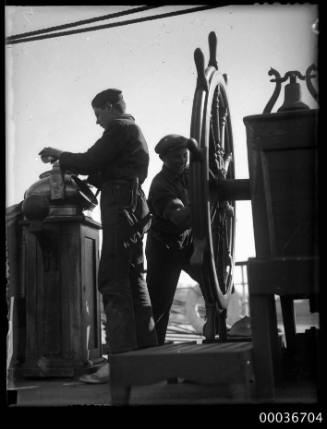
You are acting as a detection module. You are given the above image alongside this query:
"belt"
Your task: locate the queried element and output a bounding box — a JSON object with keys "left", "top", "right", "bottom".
{"left": 103, "top": 178, "right": 137, "bottom": 186}
{"left": 102, "top": 178, "right": 141, "bottom": 212}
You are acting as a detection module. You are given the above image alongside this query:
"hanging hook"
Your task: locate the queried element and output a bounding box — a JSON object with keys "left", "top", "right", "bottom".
{"left": 305, "top": 64, "right": 318, "bottom": 102}
{"left": 263, "top": 68, "right": 282, "bottom": 114}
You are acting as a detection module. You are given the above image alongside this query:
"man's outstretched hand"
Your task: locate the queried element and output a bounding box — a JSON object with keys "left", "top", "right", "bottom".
{"left": 39, "top": 147, "right": 63, "bottom": 163}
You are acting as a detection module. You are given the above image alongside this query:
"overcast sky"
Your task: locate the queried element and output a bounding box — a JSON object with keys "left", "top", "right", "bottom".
{"left": 5, "top": 4, "right": 318, "bottom": 265}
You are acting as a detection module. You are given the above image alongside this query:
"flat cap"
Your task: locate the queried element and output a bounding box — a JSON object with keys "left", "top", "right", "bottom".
{"left": 155, "top": 134, "right": 189, "bottom": 157}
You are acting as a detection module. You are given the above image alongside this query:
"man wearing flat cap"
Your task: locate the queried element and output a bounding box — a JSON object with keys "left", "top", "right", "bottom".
{"left": 146, "top": 134, "right": 200, "bottom": 345}
{"left": 39, "top": 88, "right": 158, "bottom": 382}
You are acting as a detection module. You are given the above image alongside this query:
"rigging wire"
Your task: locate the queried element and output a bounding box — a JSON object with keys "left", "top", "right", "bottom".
{"left": 7, "top": 5, "right": 163, "bottom": 41}
{"left": 6, "top": 5, "right": 222, "bottom": 45}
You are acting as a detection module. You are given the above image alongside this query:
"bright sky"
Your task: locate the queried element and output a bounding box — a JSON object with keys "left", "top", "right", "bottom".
{"left": 5, "top": 4, "right": 318, "bottom": 269}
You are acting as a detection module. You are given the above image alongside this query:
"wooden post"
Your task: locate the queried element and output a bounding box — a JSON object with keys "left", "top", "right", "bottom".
{"left": 21, "top": 215, "right": 103, "bottom": 378}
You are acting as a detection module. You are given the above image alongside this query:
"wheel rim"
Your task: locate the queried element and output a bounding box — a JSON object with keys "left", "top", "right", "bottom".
{"left": 189, "top": 41, "right": 236, "bottom": 313}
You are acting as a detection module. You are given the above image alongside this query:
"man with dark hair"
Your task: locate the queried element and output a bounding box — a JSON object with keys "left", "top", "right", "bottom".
{"left": 91, "top": 88, "right": 126, "bottom": 113}
{"left": 39, "top": 88, "right": 158, "bottom": 382}
{"left": 146, "top": 134, "right": 200, "bottom": 345}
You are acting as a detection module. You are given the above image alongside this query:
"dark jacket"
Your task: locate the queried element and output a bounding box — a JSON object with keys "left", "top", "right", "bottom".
{"left": 147, "top": 166, "right": 192, "bottom": 249}
{"left": 59, "top": 114, "right": 149, "bottom": 186}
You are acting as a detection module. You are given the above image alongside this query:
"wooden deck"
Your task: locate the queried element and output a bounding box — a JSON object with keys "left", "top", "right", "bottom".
{"left": 7, "top": 375, "right": 317, "bottom": 407}
{"left": 7, "top": 335, "right": 319, "bottom": 407}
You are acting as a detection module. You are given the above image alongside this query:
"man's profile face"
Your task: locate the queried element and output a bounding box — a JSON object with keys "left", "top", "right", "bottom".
{"left": 93, "top": 104, "right": 114, "bottom": 130}
{"left": 163, "top": 148, "right": 189, "bottom": 174}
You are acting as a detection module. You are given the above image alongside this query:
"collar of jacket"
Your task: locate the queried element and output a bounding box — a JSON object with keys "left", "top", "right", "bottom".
{"left": 102, "top": 114, "right": 136, "bottom": 133}
{"left": 109, "top": 113, "right": 135, "bottom": 126}
{"left": 162, "top": 165, "right": 189, "bottom": 184}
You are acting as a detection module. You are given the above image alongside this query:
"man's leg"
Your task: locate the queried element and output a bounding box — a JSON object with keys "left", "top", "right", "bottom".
{"left": 129, "top": 248, "right": 158, "bottom": 349}
{"left": 79, "top": 191, "right": 137, "bottom": 384}
{"left": 99, "top": 212, "right": 139, "bottom": 354}
{"left": 145, "top": 233, "right": 181, "bottom": 345}
{"left": 181, "top": 243, "right": 201, "bottom": 284}
{"left": 79, "top": 217, "right": 138, "bottom": 384}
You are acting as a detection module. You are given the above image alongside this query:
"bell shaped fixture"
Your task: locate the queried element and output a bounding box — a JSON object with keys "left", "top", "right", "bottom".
{"left": 278, "top": 72, "right": 309, "bottom": 112}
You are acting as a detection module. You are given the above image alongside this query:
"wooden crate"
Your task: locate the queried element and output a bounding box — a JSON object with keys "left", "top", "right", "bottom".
{"left": 110, "top": 341, "right": 255, "bottom": 405}
{"left": 244, "top": 109, "right": 318, "bottom": 258}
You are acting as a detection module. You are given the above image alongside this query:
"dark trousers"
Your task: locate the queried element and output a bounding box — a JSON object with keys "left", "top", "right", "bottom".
{"left": 99, "top": 182, "right": 158, "bottom": 354}
{"left": 145, "top": 231, "right": 199, "bottom": 345}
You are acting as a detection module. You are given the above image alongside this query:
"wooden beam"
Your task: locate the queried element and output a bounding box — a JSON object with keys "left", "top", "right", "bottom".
{"left": 210, "top": 178, "right": 251, "bottom": 201}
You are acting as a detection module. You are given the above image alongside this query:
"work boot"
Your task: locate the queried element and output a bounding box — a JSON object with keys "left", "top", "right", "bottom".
{"left": 78, "top": 362, "right": 110, "bottom": 384}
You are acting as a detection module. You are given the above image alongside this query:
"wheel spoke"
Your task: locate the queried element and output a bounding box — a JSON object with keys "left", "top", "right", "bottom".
{"left": 211, "top": 87, "right": 221, "bottom": 147}
{"left": 220, "top": 107, "right": 228, "bottom": 151}
{"left": 209, "top": 168, "right": 218, "bottom": 184}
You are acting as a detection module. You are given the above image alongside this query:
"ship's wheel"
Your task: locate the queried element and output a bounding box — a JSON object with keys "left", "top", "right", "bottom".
{"left": 188, "top": 32, "right": 236, "bottom": 342}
